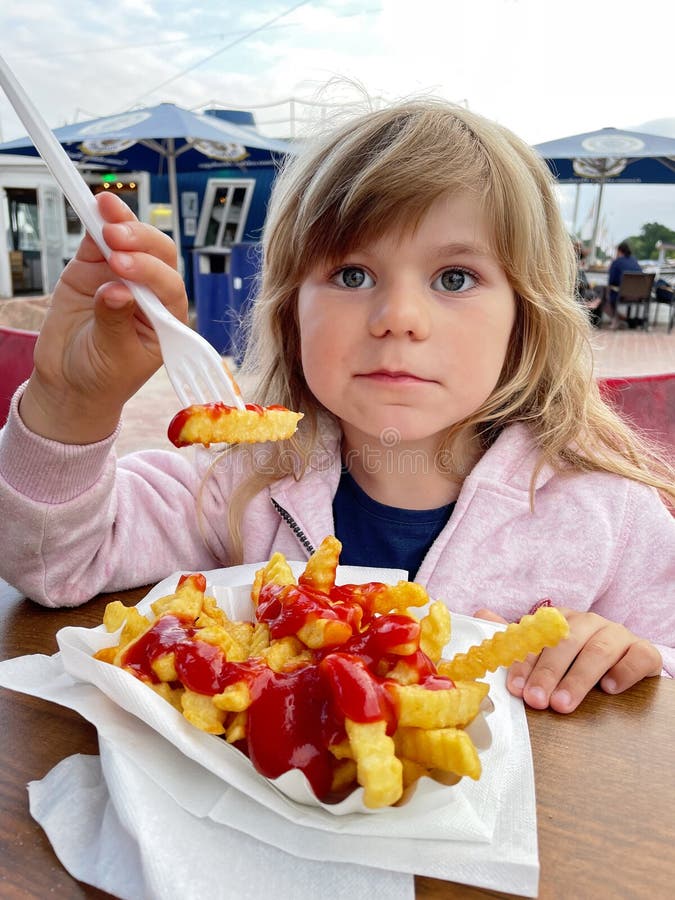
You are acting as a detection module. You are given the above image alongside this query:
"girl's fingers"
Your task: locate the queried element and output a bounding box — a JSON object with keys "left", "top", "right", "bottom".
{"left": 505, "top": 653, "right": 539, "bottom": 697}
{"left": 73, "top": 193, "right": 177, "bottom": 272}
{"left": 75, "top": 193, "right": 138, "bottom": 263}
{"left": 98, "top": 192, "right": 177, "bottom": 267}
{"left": 473, "top": 608, "right": 508, "bottom": 624}
{"left": 59, "top": 257, "right": 111, "bottom": 299}
{"left": 525, "top": 617, "right": 660, "bottom": 714}
{"left": 92, "top": 285, "right": 160, "bottom": 371}
{"left": 599, "top": 640, "right": 662, "bottom": 694}
{"left": 105, "top": 247, "right": 187, "bottom": 323}
{"left": 97, "top": 189, "right": 138, "bottom": 223}
{"left": 96, "top": 280, "right": 134, "bottom": 310}
{"left": 472, "top": 607, "right": 660, "bottom": 714}
{"left": 104, "top": 221, "right": 178, "bottom": 270}
{"left": 545, "top": 622, "right": 629, "bottom": 713}
{"left": 518, "top": 612, "right": 608, "bottom": 711}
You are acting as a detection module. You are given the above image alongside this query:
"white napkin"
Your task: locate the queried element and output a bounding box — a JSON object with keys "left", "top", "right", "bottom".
{"left": 30, "top": 744, "right": 413, "bottom": 900}
{"left": 0, "top": 563, "right": 540, "bottom": 897}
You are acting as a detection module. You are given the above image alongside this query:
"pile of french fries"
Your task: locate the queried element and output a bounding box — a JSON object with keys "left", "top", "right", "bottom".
{"left": 95, "top": 536, "right": 568, "bottom": 808}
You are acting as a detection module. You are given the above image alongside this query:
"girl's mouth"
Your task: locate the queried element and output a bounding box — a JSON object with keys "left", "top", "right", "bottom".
{"left": 359, "top": 370, "right": 433, "bottom": 384}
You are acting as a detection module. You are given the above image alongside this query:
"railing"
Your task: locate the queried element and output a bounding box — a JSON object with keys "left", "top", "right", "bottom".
{"left": 196, "top": 95, "right": 469, "bottom": 140}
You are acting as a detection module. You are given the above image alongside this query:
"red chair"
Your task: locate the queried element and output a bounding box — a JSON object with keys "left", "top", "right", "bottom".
{"left": 0, "top": 325, "right": 38, "bottom": 427}
{"left": 599, "top": 373, "right": 675, "bottom": 450}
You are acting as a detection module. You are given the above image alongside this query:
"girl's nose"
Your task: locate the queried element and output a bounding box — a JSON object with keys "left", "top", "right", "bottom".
{"left": 368, "top": 279, "right": 431, "bottom": 340}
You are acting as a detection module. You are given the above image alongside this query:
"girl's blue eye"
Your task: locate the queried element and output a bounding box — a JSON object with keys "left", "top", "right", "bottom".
{"left": 332, "top": 266, "right": 374, "bottom": 289}
{"left": 433, "top": 269, "right": 477, "bottom": 292}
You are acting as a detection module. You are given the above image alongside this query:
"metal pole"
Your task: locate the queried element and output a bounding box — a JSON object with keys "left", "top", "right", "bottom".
{"left": 572, "top": 183, "right": 581, "bottom": 237}
{"left": 167, "top": 138, "right": 184, "bottom": 277}
{"left": 588, "top": 176, "right": 605, "bottom": 266}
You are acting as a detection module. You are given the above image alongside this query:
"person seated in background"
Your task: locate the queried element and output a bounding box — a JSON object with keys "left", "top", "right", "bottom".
{"left": 573, "top": 240, "right": 603, "bottom": 327}
{"left": 606, "top": 240, "right": 642, "bottom": 329}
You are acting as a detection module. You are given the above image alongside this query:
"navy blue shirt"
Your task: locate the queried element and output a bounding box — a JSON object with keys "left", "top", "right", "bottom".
{"left": 332, "top": 468, "right": 455, "bottom": 579}
{"left": 608, "top": 254, "right": 642, "bottom": 289}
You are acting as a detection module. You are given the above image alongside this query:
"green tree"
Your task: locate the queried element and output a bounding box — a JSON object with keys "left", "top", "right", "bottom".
{"left": 624, "top": 222, "right": 675, "bottom": 260}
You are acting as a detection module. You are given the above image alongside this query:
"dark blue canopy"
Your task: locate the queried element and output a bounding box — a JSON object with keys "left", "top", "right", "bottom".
{"left": 534, "top": 126, "right": 675, "bottom": 184}
{"left": 0, "top": 101, "right": 294, "bottom": 173}
{"left": 0, "top": 101, "right": 295, "bottom": 264}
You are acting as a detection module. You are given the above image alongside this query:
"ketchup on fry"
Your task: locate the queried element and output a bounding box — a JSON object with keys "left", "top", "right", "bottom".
{"left": 120, "top": 578, "right": 454, "bottom": 801}
{"left": 167, "top": 403, "right": 293, "bottom": 447}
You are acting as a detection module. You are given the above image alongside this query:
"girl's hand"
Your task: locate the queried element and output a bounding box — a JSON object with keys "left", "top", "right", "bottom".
{"left": 474, "top": 607, "right": 662, "bottom": 713}
{"left": 20, "top": 191, "right": 187, "bottom": 444}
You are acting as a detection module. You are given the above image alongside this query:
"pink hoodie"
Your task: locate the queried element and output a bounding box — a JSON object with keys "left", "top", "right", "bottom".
{"left": 1, "top": 386, "right": 673, "bottom": 674}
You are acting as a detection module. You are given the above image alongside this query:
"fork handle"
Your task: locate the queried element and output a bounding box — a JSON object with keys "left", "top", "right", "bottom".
{"left": 0, "top": 53, "right": 177, "bottom": 329}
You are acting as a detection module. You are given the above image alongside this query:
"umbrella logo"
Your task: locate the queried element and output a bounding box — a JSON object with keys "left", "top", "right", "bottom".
{"left": 187, "top": 138, "right": 249, "bottom": 162}
{"left": 78, "top": 138, "right": 136, "bottom": 157}
{"left": 580, "top": 135, "right": 645, "bottom": 154}
{"left": 573, "top": 157, "right": 629, "bottom": 179}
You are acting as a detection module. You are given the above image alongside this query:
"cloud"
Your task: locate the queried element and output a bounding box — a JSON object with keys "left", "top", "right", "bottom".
{"left": 2, "top": 0, "right": 675, "bottom": 238}
{"left": 118, "top": 0, "right": 161, "bottom": 18}
{"left": 636, "top": 118, "right": 675, "bottom": 139}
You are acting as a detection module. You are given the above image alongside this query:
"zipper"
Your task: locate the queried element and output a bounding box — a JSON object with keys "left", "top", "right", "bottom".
{"left": 270, "top": 498, "right": 315, "bottom": 557}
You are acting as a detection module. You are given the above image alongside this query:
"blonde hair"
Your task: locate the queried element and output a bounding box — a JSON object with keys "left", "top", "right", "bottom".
{"left": 223, "top": 98, "right": 674, "bottom": 561}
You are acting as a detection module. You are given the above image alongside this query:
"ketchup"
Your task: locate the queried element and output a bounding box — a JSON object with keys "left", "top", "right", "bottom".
{"left": 256, "top": 583, "right": 361, "bottom": 641}
{"left": 121, "top": 614, "right": 268, "bottom": 695}
{"left": 167, "top": 403, "right": 291, "bottom": 447}
{"left": 121, "top": 574, "right": 454, "bottom": 801}
{"left": 246, "top": 665, "right": 337, "bottom": 798}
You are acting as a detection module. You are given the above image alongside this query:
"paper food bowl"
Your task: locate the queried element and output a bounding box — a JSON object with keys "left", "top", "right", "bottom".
{"left": 57, "top": 566, "right": 508, "bottom": 822}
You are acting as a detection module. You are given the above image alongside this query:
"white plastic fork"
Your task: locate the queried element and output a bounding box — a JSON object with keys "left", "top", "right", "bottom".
{"left": 0, "top": 53, "right": 245, "bottom": 410}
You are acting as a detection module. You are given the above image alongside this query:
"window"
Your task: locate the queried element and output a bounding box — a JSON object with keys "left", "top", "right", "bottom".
{"left": 195, "top": 179, "right": 254, "bottom": 248}
{"left": 7, "top": 188, "right": 40, "bottom": 251}
{"left": 64, "top": 198, "right": 83, "bottom": 236}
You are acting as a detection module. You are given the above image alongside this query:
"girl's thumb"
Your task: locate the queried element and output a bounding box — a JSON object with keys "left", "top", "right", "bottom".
{"left": 473, "top": 608, "right": 508, "bottom": 625}
{"left": 94, "top": 283, "right": 137, "bottom": 333}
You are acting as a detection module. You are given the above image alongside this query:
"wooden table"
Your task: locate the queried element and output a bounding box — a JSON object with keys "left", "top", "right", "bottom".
{"left": 1, "top": 582, "right": 674, "bottom": 900}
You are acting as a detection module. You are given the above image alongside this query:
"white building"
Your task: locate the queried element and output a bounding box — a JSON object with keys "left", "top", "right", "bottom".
{"left": 0, "top": 155, "right": 149, "bottom": 299}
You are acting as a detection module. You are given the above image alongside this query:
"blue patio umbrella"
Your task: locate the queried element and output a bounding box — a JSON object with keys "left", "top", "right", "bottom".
{"left": 0, "top": 102, "right": 295, "bottom": 266}
{"left": 534, "top": 127, "right": 675, "bottom": 262}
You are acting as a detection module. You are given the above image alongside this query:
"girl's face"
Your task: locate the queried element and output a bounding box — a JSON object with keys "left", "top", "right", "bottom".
{"left": 297, "top": 192, "right": 516, "bottom": 454}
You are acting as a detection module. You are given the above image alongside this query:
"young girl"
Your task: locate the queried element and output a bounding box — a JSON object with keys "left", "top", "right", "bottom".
{"left": 1, "top": 100, "right": 673, "bottom": 717}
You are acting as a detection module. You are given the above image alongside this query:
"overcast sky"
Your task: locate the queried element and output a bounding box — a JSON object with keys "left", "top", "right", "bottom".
{"left": 1, "top": 0, "right": 674, "bottom": 250}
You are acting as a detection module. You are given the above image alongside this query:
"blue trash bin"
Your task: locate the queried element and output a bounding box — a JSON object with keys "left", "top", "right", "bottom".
{"left": 191, "top": 249, "right": 232, "bottom": 355}
{"left": 229, "top": 242, "right": 262, "bottom": 362}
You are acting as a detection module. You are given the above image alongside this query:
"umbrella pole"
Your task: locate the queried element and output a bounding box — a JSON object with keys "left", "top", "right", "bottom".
{"left": 572, "top": 183, "right": 581, "bottom": 237}
{"left": 167, "top": 139, "right": 184, "bottom": 277}
{"left": 588, "top": 174, "right": 606, "bottom": 266}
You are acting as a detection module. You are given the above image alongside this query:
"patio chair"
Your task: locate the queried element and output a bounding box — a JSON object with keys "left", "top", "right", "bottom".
{"left": 0, "top": 325, "right": 38, "bottom": 426}
{"left": 651, "top": 280, "right": 674, "bottom": 334}
{"left": 599, "top": 373, "right": 675, "bottom": 451}
{"left": 614, "top": 272, "right": 655, "bottom": 330}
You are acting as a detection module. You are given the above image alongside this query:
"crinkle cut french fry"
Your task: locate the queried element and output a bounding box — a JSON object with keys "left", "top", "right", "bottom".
{"left": 212, "top": 681, "right": 252, "bottom": 712}
{"left": 345, "top": 719, "right": 403, "bottom": 809}
{"left": 419, "top": 600, "right": 451, "bottom": 662}
{"left": 298, "top": 535, "right": 341, "bottom": 594}
{"left": 225, "top": 711, "right": 247, "bottom": 743}
{"left": 261, "top": 553, "right": 296, "bottom": 590}
{"left": 181, "top": 690, "right": 227, "bottom": 734}
{"left": 331, "top": 758, "right": 358, "bottom": 794}
{"left": 438, "top": 606, "right": 570, "bottom": 682}
{"left": 394, "top": 726, "right": 481, "bottom": 780}
{"left": 383, "top": 581, "right": 431, "bottom": 613}
{"left": 168, "top": 404, "right": 303, "bottom": 447}
{"left": 392, "top": 680, "right": 489, "bottom": 729}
